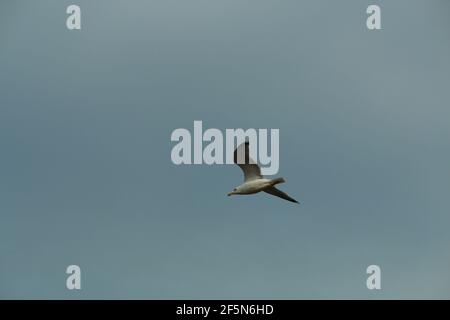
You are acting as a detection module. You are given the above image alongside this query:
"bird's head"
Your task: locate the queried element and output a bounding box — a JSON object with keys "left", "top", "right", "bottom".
{"left": 227, "top": 187, "right": 238, "bottom": 196}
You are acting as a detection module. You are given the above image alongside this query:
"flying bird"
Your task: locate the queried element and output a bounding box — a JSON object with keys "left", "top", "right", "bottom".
{"left": 228, "top": 142, "right": 299, "bottom": 203}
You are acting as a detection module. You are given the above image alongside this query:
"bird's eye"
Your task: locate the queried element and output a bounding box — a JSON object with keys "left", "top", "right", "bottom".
{"left": 233, "top": 188, "right": 237, "bottom": 191}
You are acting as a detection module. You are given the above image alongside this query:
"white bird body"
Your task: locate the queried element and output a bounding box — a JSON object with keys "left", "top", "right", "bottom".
{"left": 232, "top": 178, "right": 273, "bottom": 195}
{"left": 228, "top": 142, "right": 299, "bottom": 203}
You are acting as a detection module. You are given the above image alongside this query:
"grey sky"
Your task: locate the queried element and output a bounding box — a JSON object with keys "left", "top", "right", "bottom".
{"left": 1, "top": 0, "right": 450, "bottom": 299}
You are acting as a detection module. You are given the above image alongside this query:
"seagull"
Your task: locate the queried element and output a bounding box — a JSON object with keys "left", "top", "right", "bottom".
{"left": 227, "top": 142, "right": 299, "bottom": 203}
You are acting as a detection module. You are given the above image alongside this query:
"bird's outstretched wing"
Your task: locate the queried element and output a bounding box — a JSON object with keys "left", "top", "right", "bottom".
{"left": 264, "top": 186, "right": 299, "bottom": 203}
{"left": 233, "top": 142, "right": 262, "bottom": 182}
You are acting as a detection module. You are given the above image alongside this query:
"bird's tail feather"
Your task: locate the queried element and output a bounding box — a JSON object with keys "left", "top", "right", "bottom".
{"left": 270, "top": 177, "right": 285, "bottom": 186}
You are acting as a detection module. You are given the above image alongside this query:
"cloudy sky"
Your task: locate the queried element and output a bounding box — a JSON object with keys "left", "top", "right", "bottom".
{"left": 1, "top": 0, "right": 450, "bottom": 299}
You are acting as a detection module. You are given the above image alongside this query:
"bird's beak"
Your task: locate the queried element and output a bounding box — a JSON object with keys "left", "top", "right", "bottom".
{"left": 227, "top": 192, "right": 233, "bottom": 196}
